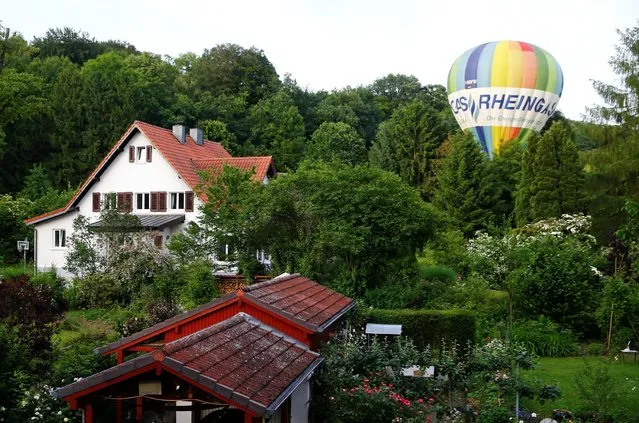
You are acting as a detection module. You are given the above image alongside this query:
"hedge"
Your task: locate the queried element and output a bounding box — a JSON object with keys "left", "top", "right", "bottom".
{"left": 362, "top": 308, "right": 475, "bottom": 349}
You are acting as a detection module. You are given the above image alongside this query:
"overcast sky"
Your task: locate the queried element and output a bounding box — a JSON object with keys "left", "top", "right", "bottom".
{"left": 3, "top": 0, "right": 638, "bottom": 119}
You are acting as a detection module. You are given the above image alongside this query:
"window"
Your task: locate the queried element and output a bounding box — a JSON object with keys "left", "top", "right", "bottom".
{"left": 170, "top": 192, "right": 185, "bottom": 210}
{"left": 136, "top": 193, "right": 150, "bottom": 210}
{"left": 53, "top": 229, "right": 66, "bottom": 249}
{"left": 136, "top": 146, "right": 146, "bottom": 162}
{"left": 102, "top": 193, "right": 117, "bottom": 210}
{"left": 217, "top": 243, "right": 234, "bottom": 261}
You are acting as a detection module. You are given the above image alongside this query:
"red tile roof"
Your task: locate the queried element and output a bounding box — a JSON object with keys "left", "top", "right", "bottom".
{"left": 95, "top": 273, "right": 354, "bottom": 356}
{"left": 244, "top": 274, "right": 355, "bottom": 331}
{"left": 25, "top": 121, "right": 273, "bottom": 225}
{"left": 193, "top": 157, "right": 276, "bottom": 182}
{"left": 56, "top": 313, "right": 322, "bottom": 416}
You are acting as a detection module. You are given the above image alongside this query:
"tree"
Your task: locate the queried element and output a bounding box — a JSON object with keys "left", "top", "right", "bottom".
{"left": 247, "top": 91, "right": 306, "bottom": 171}
{"left": 305, "top": 122, "right": 367, "bottom": 165}
{"left": 370, "top": 99, "right": 450, "bottom": 198}
{"left": 201, "top": 119, "right": 238, "bottom": 153}
{"left": 370, "top": 73, "right": 423, "bottom": 118}
{"left": 515, "top": 122, "right": 584, "bottom": 226}
{"left": 32, "top": 27, "right": 137, "bottom": 65}
{"left": 188, "top": 44, "right": 280, "bottom": 106}
{"left": 201, "top": 162, "right": 438, "bottom": 296}
{"left": 589, "top": 24, "right": 639, "bottom": 130}
{"left": 433, "top": 132, "right": 496, "bottom": 236}
{"left": 315, "top": 87, "right": 383, "bottom": 146}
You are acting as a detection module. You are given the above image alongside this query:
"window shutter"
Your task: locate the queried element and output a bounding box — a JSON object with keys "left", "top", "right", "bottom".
{"left": 159, "top": 192, "right": 167, "bottom": 212}
{"left": 146, "top": 145, "right": 152, "bottom": 162}
{"left": 185, "top": 191, "right": 194, "bottom": 212}
{"left": 125, "top": 192, "right": 133, "bottom": 212}
{"left": 151, "top": 192, "right": 158, "bottom": 212}
{"left": 129, "top": 146, "right": 135, "bottom": 162}
{"left": 92, "top": 192, "right": 101, "bottom": 212}
{"left": 117, "top": 192, "right": 125, "bottom": 211}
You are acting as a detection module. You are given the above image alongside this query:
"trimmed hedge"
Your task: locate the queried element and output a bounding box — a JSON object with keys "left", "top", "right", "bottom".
{"left": 362, "top": 308, "right": 475, "bottom": 349}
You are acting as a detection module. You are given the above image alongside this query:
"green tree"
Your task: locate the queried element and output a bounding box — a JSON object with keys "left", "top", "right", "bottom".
{"left": 188, "top": 43, "right": 280, "bottom": 106}
{"left": 282, "top": 74, "right": 328, "bottom": 137}
{"left": 515, "top": 122, "right": 584, "bottom": 226}
{"left": 32, "top": 27, "right": 137, "bottom": 65}
{"left": 305, "top": 122, "right": 367, "bottom": 165}
{"left": 370, "top": 99, "right": 449, "bottom": 198}
{"left": 247, "top": 91, "right": 306, "bottom": 170}
{"left": 433, "top": 132, "right": 496, "bottom": 236}
{"left": 315, "top": 87, "right": 383, "bottom": 146}
{"left": 201, "top": 119, "right": 238, "bottom": 153}
{"left": 202, "top": 162, "right": 437, "bottom": 296}
{"left": 370, "top": 73, "right": 423, "bottom": 118}
{"left": 589, "top": 24, "right": 639, "bottom": 130}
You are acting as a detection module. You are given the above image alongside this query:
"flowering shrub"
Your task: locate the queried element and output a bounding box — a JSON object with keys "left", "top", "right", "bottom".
{"left": 0, "top": 384, "right": 77, "bottom": 423}
{"left": 330, "top": 379, "right": 432, "bottom": 423}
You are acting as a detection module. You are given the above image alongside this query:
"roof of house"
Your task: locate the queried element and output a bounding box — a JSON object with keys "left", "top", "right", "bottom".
{"left": 95, "top": 273, "right": 355, "bottom": 355}
{"left": 193, "top": 157, "right": 276, "bottom": 183}
{"left": 243, "top": 274, "right": 355, "bottom": 332}
{"left": 55, "top": 313, "right": 322, "bottom": 416}
{"left": 25, "top": 121, "right": 274, "bottom": 225}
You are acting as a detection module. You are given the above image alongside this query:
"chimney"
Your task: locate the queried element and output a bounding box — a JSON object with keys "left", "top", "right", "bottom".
{"left": 172, "top": 124, "right": 186, "bottom": 144}
{"left": 190, "top": 127, "right": 204, "bottom": 145}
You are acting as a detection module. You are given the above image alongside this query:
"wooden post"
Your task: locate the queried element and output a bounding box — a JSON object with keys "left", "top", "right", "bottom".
{"left": 136, "top": 397, "right": 143, "bottom": 422}
{"left": 244, "top": 413, "right": 253, "bottom": 423}
{"left": 116, "top": 399, "right": 123, "bottom": 423}
{"left": 116, "top": 350, "right": 124, "bottom": 364}
{"left": 85, "top": 404, "right": 94, "bottom": 423}
{"left": 607, "top": 301, "right": 614, "bottom": 356}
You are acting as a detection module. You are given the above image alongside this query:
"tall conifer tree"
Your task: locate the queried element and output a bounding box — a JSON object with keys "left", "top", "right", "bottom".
{"left": 515, "top": 122, "right": 584, "bottom": 226}
{"left": 433, "top": 132, "right": 496, "bottom": 236}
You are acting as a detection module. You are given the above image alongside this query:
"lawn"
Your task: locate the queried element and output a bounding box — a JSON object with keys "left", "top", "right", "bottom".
{"left": 520, "top": 356, "right": 639, "bottom": 419}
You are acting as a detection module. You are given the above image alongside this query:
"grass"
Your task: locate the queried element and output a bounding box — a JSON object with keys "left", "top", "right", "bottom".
{"left": 520, "top": 356, "right": 639, "bottom": 418}
{"left": 54, "top": 308, "right": 133, "bottom": 348}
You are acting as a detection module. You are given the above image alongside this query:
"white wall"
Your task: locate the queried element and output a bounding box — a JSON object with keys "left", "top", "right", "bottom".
{"left": 33, "top": 131, "right": 202, "bottom": 275}
{"left": 290, "top": 378, "right": 311, "bottom": 423}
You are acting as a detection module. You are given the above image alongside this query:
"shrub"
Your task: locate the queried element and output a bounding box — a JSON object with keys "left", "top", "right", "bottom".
{"left": 362, "top": 308, "right": 475, "bottom": 349}
{"left": 180, "top": 259, "right": 220, "bottom": 309}
{"left": 510, "top": 317, "right": 578, "bottom": 357}
{"left": 587, "top": 342, "right": 604, "bottom": 356}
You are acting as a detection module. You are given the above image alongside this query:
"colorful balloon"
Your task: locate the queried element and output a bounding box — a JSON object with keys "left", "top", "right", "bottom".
{"left": 447, "top": 40, "right": 563, "bottom": 158}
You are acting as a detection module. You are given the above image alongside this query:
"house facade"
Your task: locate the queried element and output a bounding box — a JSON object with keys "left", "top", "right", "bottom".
{"left": 54, "top": 273, "right": 355, "bottom": 423}
{"left": 25, "top": 121, "right": 276, "bottom": 277}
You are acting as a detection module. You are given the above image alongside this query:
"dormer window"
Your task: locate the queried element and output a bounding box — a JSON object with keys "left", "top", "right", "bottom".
{"left": 129, "top": 145, "right": 152, "bottom": 163}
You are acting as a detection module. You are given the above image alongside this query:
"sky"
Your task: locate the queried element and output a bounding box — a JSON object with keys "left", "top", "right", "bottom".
{"left": 3, "top": 0, "right": 638, "bottom": 120}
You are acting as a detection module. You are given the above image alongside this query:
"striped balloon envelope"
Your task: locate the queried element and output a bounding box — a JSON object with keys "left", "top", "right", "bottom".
{"left": 447, "top": 40, "right": 563, "bottom": 158}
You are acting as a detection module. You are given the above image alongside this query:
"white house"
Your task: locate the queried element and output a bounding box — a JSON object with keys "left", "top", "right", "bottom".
{"left": 25, "top": 121, "right": 276, "bottom": 277}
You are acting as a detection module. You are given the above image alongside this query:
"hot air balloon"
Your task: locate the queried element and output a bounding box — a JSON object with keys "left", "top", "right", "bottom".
{"left": 447, "top": 40, "right": 563, "bottom": 158}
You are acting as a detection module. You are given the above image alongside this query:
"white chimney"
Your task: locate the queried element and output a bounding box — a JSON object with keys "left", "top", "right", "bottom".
{"left": 172, "top": 124, "right": 186, "bottom": 144}
{"left": 189, "top": 128, "right": 204, "bottom": 145}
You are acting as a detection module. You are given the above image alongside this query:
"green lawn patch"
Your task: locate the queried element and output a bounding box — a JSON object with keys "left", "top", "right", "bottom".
{"left": 521, "top": 356, "right": 639, "bottom": 418}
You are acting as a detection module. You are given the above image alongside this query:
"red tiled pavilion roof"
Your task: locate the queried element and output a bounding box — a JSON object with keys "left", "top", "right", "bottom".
{"left": 55, "top": 313, "right": 322, "bottom": 416}
{"left": 95, "top": 273, "right": 354, "bottom": 356}
{"left": 244, "top": 274, "right": 355, "bottom": 332}
{"left": 25, "top": 121, "right": 274, "bottom": 225}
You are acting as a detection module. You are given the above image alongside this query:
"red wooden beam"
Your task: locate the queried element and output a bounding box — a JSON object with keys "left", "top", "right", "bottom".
{"left": 64, "top": 364, "right": 157, "bottom": 401}
{"left": 99, "top": 297, "right": 237, "bottom": 357}
{"left": 160, "top": 364, "right": 260, "bottom": 418}
{"left": 85, "top": 404, "right": 93, "bottom": 423}
{"left": 116, "top": 399, "right": 123, "bottom": 423}
{"left": 136, "top": 397, "right": 143, "bottom": 422}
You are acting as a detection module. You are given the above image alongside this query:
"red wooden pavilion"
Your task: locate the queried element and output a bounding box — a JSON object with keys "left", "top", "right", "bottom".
{"left": 54, "top": 273, "right": 354, "bottom": 423}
